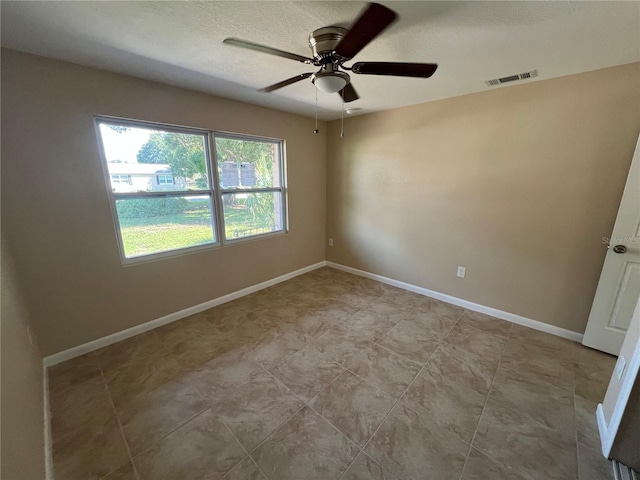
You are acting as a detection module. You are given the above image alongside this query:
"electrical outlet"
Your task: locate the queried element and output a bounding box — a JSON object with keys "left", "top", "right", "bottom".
{"left": 616, "top": 355, "right": 626, "bottom": 380}
{"left": 328, "top": 238, "right": 334, "bottom": 247}
{"left": 457, "top": 266, "right": 466, "bottom": 278}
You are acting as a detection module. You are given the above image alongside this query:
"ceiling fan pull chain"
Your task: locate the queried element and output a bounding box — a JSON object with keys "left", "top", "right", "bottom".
{"left": 340, "top": 99, "right": 345, "bottom": 138}
{"left": 314, "top": 83, "right": 319, "bottom": 134}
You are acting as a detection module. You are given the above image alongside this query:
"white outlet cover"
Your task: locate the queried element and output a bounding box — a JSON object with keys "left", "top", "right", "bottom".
{"left": 457, "top": 266, "right": 466, "bottom": 278}
{"left": 328, "top": 238, "right": 334, "bottom": 247}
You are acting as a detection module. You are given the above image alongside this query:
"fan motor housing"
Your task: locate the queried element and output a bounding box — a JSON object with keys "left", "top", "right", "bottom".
{"left": 309, "top": 27, "right": 348, "bottom": 62}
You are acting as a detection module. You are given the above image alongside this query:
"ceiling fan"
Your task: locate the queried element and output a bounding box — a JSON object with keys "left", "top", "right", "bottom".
{"left": 223, "top": 2, "right": 438, "bottom": 103}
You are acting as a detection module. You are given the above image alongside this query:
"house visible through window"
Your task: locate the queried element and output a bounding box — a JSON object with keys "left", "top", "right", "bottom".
{"left": 95, "top": 118, "right": 287, "bottom": 262}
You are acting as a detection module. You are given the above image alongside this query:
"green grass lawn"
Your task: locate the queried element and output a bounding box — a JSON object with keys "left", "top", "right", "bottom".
{"left": 118, "top": 201, "right": 275, "bottom": 257}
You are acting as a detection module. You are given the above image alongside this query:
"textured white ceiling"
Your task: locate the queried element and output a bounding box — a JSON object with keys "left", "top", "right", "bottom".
{"left": 2, "top": 1, "right": 639, "bottom": 120}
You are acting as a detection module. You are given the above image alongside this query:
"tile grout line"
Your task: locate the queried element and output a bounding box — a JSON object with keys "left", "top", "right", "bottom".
{"left": 135, "top": 404, "right": 212, "bottom": 458}
{"left": 309, "top": 402, "right": 400, "bottom": 480}
{"left": 180, "top": 294, "right": 372, "bottom": 476}
{"left": 247, "top": 455, "right": 270, "bottom": 480}
{"left": 58, "top": 287, "right": 310, "bottom": 476}
{"left": 573, "top": 349, "right": 582, "bottom": 480}
{"left": 48, "top": 347, "right": 114, "bottom": 393}
{"left": 259, "top": 300, "right": 366, "bottom": 367}
{"left": 305, "top": 402, "right": 367, "bottom": 472}
{"left": 218, "top": 418, "right": 272, "bottom": 480}
{"left": 240, "top": 317, "right": 400, "bottom": 479}
{"left": 456, "top": 322, "right": 513, "bottom": 480}
{"left": 339, "top": 313, "right": 464, "bottom": 480}
{"left": 45, "top": 383, "right": 107, "bottom": 446}
{"left": 102, "top": 358, "right": 212, "bottom": 464}
{"left": 341, "top": 360, "right": 427, "bottom": 479}
{"left": 98, "top": 340, "right": 213, "bottom": 477}
{"left": 332, "top": 305, "right": 465, "bottom": 478}
{"left": 466, "top": 325, "right": 589, "bottom": 480}
{"left": 304, "top": 308, "right": 447, "bottom": 479}
{"left": 98, "top": 365, "right": 141, "bottom": 480}
{"left": 55, "top": 271, "right": 546, "bottom": 480}
{"left": 371, "top": 334, "right": 434, "bottom": 365}
{"left": 241, "top": 402, "right": 309, "bottom": 463}
{"left": 345, "top": 313, "right": 455, "bottom": 391}
{"left": 350, "top": 301, "right": 462, "bottom": 368}
{"left": 354, "top": 450, "right": 403, "bottom": 480}
{"left": 263, "top": 345, "right": 353, "bottom": 403}
{"left": 238, "top": 353, "right": 357, "bottom": 472}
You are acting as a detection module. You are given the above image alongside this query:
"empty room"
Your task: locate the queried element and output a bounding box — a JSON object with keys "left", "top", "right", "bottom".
{"left": 2, "top": 2, "right": 640, "bottom": 480}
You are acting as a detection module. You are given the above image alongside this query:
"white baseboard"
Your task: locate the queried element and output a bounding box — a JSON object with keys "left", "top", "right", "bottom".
{"left": 326, "top": 261, "right": 584, "bottom": 343}
{"left": 597, "top": 403, "right": 610, "bottom": 457}
{"left": 43, "top": 366, "right": 52, "bottom": 479}
{"left": 43, "top": 261, "right": 326, "bottom": 367}
{"left": 39, "top": 258, "right": 599, "bottom": 480}
{"left": 43, "top": 259, "right": 585, "bottom": 367}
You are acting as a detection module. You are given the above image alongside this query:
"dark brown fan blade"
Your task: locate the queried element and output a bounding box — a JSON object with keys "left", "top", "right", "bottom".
{"left": 338, "top": 83, "right": 359, "bottom": 103}
{"left": 335, "top": 3, "right": 397, "bottom": 60}
{"left": 223, "top": 38, "right": 312, "bottom": 64}
{"left": 259, "top": 73, "right": 314, "bottom": 92}
{"left": 352, "top": 62, "right": 438, "bottom": 78}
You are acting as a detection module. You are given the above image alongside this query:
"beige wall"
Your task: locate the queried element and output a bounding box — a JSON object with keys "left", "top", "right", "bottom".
{"left": 1, "top": 237, "right": 46, "bottom": 479}
{"left": 1, "top": 49, "right": 327, "bottom": 355}
{"left": 326, "top": 63, "right": 640, "bottom": 333}
{"left": 3, "top": 46, "right": 638, "bottom": 356}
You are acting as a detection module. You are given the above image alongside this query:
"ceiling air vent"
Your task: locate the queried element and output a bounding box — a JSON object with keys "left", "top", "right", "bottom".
{"left": 485, "top": 70, "right": 538, "bottom": 87}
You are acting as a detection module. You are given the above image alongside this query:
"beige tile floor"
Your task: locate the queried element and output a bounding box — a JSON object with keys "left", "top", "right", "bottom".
{"left": 48, "top": 267, "right": 617, "bottom": 480}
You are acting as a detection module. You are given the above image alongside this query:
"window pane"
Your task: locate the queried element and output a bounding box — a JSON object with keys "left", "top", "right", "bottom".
{"left": 157, "top": 174, "right": 174, "bottom": 185}
{"left": 222, "top": 192, "right": 283, "bottom": 240}
{"left": 115, "top": 196, "right": 215, "bottom": 258}
{"left": 98, "top": 123, "right": 209, "bottom": 192}
{"left": 215, "top": 137, "right": 281, "bottom": 189}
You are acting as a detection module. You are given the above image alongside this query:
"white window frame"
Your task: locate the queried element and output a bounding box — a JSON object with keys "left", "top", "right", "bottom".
{"left": 94, "top": 116, "right": 288, "bottom": 264}
{"left": 157, "top": 174, "right": 174, "bottom": 185}
{"left": 111, "top": 174, "right": 131, "bottom": 185}
{"left": 213, "top": 133, "right": 287, "bottom": 243}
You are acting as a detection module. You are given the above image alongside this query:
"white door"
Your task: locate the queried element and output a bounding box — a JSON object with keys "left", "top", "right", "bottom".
{"left": 583, "top": 135, "right": 640, "bottom": 355}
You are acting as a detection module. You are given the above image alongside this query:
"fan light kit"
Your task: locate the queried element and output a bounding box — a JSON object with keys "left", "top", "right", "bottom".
{"left": 313, "top": 71, "right": 349, "bottom": 93}
{"left": 223, "top": 3, "right": 438, "bottom": 136}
